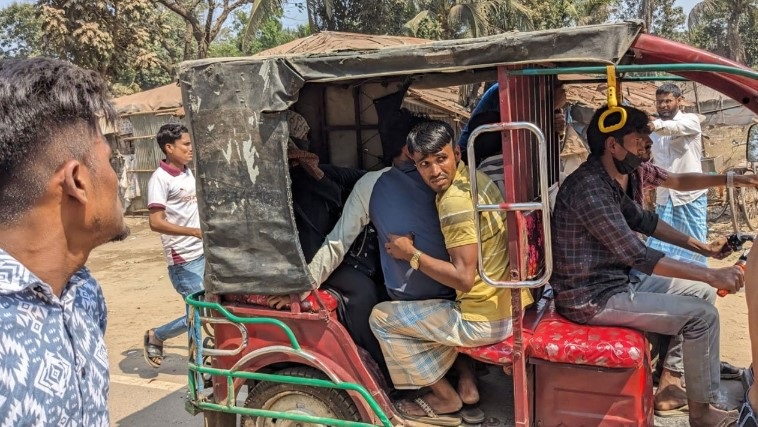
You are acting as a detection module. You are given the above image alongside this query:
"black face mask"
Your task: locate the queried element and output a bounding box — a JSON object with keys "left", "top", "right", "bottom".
{"left": 613, "top": 144, "right": 643, "bottom": 175}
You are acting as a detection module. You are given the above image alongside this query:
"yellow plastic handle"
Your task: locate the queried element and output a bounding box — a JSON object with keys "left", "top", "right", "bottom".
{"left": 598, "top": 65, "right": 627, "bottom": 133}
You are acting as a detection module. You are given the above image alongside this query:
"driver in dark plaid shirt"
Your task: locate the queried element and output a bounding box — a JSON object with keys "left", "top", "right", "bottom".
{"left": 551, "top": 104, "right": 743, "bottom": 427}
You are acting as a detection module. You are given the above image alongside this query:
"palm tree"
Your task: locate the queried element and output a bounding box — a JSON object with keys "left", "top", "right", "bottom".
{"left": 404, "top": 0, "right": 533, "bottom": 40}
{"left": 241, "top": 0, "right": 333, "bottom": 50}
{"left": 688, "top": 0, "right": 758, "bottom": 64}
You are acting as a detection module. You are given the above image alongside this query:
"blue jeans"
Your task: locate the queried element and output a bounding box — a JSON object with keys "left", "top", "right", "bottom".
{"left": 154, "top": 255, "right": 205, "bottom": 342}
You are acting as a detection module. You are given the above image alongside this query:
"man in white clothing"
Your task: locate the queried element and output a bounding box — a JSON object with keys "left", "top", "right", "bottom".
{"left": 647, "top": 83, "right": 708, "bottom": 265}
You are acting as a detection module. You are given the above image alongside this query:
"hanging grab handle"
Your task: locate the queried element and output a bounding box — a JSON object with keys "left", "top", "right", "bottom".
{"left": 598, "top": 65, "right": 627, "bottom": 133}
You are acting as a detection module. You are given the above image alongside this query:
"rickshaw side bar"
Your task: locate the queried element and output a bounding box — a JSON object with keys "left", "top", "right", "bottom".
{"left": 189, "top": 363, "right": 393, "bottom": 427}
{"left": 501, "top": 67, "right": 527, "bottom": 427}
{"left": 185, "top": 292, "right": 301, "bottom": 350}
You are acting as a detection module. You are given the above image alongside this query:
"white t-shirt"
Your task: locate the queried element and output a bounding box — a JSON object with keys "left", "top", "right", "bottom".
{"left": 147, "top": 160, "right": 203, "bottom": 265}
{"left": 651, "top": 111, "right": 706, "bottom": 206}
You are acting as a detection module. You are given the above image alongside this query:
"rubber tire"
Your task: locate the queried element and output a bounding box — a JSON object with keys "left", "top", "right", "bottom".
{"left": 740, "top": 175, "right": 758, "bottom": 231}
{"left": 707, "top": 187, "right": 729, "bottom": 222}
{"left": 240, "top": 366, "right": 361, "bottom": 427}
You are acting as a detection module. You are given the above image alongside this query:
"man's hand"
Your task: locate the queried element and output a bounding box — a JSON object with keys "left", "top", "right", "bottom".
{"left": 192, "top": 228, "right": 202, "bottom": 239}
{"left": 703, "top": 236, "right": 731, "bottom": 259}
{"left": 385, "top": 233, "right": 415, "bottom": 262}
{"left": 553, "top": 110, "right": 566, "bottom": 136}
{"left": 706, "top": 265, "right": 745, "bottom": 294}
{"left": 267, "top": 295, "right": 291, "bottom": 309}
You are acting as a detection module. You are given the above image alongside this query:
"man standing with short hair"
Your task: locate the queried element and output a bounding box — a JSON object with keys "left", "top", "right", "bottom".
{"left": 379, "top": 120, "right": 532, "bottom": 423}
{"left": 647, "top": 83, "right": 708, "bottom": 265}
{"left": 0, "top": 57, "right": 129, "bottom": 426}
{"left": 143, "top": 123, "right": 204, "bottom": 368}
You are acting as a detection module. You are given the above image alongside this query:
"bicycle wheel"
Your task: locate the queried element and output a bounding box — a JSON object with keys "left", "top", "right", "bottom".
{"left": 707, "top": 187, "right": 729, "bottom": 222}
{"left": 740, "top": 170, "right": 758, "bottom": 231}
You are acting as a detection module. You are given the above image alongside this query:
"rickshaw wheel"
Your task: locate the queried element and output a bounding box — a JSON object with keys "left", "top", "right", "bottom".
{"left": 241, "top": 366, "right": 360, "bottom": 427}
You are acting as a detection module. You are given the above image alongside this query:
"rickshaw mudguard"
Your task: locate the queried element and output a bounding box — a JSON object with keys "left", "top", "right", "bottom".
{"left": 208, "top": 301, "right": 397, "bottom": 424}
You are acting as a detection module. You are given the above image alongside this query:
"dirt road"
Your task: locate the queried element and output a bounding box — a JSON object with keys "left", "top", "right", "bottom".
{"left": 93, "top": 216, "right": 752, "bottom": 426}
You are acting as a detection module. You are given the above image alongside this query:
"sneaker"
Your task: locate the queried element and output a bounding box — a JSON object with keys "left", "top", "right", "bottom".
{"left": 739, "top": 396, "right": 758, "bottom": 427}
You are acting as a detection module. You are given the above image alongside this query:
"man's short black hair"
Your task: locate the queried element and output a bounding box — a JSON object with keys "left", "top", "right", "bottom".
{"left": 463, "top": 110, "right": 502, "bottom": 165}
{"left": 156, "top": 123, "right": 190, "bottom": 154}
{"left": 656, "top": 83, "right": 682, "bottom": 98}
{"left": 586, "top": 105, "right": 651, "bottom": 157}
{"left": 0, "top": 58, "right": 117, "bottom": 224}
{"left": 406, "top": 120, "right": 455, "bottom": 157}
{"left": 380, "top": 108, "right": 428, "bottom": 165}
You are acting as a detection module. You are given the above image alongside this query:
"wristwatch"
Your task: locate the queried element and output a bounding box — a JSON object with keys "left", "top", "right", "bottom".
{"left": 410, "top": 249, "right": 423, "bottom": 270}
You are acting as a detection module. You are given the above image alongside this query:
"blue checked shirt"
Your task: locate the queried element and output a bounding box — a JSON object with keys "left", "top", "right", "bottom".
{"left": 0, "top": 249, "right": 109, "bottom": 426}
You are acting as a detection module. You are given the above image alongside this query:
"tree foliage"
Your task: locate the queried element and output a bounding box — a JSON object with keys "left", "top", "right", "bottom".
{"left": 155, "top": 0, "right": 255, "bottom": 59}
{"left": 0, "top": 2, "right": 54, "bottom": 59}
{"left": 615, "top": 0, "right": 685, "bottom": 40}
{"left": 37, "top": 0, "right": 176, "bottom": 92}
{"left": 688, "top": 0, "right": 758, "bottom": 66}
{"left": 688, "top": 0, "right": 758, "bottom": 65}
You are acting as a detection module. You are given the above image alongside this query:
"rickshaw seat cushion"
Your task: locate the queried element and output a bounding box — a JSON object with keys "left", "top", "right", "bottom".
{"left": 224, "top": 290, "right": 339, "bottom": 312}
{"left": 457, "top": 330, "right": 534, "bottom": 365}
{"left": 529, "top": 305, "right": 647, "bottom": 369}
{"left": 456, "top": 302, "right": 544, "bottom": 365}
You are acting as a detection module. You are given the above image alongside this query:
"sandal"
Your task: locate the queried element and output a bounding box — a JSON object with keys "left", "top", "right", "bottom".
{"left": 654, "top": 405, "right": 689, "bottom": 418}
{"left": 143, "top": 329, "right": 163, "bottom": 368}
{"left": 722, "top": 361, "right": 745, "bottom": 380}
{"left": 460, "top": 404, "right": 485, "bottom": 424}
{"left": 738, "top": 394, "right": 758, "bottom": 427}
{"left": 395, "top": 397, "right": 462, "bottom": 427}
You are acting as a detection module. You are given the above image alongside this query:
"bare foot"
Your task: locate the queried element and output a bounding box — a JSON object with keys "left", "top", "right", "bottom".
{"left": 688, "top": 403, "right": 737, "bottom": 427}
{"left": 455, "top": 356, "right": 479, "bottom": 405}
{"left": 396, "top": 394, "right": 462, "bottom": 417}
{"left": 655, "top": 369, "right": 687, "bottom": 410}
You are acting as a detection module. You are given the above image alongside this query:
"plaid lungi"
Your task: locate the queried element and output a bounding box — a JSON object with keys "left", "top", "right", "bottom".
{"left": 647, "top": 193, "right": 708, "bottom": 266}
{"left": 369, "top": 299, "right": 511, "bottom": 389}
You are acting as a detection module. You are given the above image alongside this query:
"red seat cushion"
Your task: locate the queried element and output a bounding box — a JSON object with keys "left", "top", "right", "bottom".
{"left": 529, "top": 306, "right": 647, "bottom": 368}
{"left": 224, "top": 290, "right": 339, "bottom": 312}
{"left": 457, "top": 331, "right": 533, "bottom": 365}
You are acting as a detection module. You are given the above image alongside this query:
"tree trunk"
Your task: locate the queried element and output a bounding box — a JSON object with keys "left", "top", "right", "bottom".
{"left": 183, "top": 22, "right": 193, "bottom": 61}
{"left": 727, "top": 7, "right": 746, "bottom": 63}
{"left": 641, "top": 0, "right": 654, "bottom": 31}
{"left": 306, "top": 0, "right": 317, "bottom": 33}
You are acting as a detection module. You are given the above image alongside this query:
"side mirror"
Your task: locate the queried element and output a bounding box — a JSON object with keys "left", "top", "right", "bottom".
{"left": 748, "top": 124, "right": 758, "bottom": 162}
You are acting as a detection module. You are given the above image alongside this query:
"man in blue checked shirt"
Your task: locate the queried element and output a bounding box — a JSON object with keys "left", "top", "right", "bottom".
{"left": 0, "top": 58, "right": 130, "bottom": 426}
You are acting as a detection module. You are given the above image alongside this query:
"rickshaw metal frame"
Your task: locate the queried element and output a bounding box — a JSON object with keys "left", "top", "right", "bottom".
{"left": 185, "top": 292, "right": 394, "bottom": 427}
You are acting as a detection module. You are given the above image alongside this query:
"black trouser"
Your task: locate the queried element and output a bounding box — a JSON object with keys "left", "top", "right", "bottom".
{"left": 323, "top": 264, "right": 390, "bottom": 383}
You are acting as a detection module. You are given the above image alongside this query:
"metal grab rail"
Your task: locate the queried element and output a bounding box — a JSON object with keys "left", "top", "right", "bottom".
{"left": 466, "top": 121, "right": 553, "bottom": 288}
{"left": 510, "top": 63, "right": 758, "bottom": 80}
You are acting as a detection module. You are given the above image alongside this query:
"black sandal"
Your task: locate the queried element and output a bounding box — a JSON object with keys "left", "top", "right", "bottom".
{"left": 143, "top": 329, "right": 163, "bottom": 368}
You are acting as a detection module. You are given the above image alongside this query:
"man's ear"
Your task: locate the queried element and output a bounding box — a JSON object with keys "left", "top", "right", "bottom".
{"left": 62, "top": 160, "right": 88, "bottom": 205}
{"left": 453, "top": 143, "right": 461, "bottom": 162}
{"left": 605, "top": 136, "right": 618, "bottom": 152}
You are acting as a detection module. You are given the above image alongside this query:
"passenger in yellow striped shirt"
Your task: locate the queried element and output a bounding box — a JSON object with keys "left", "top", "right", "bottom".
{"left": 374, "top": 120, "right": 532, "bottom": 425}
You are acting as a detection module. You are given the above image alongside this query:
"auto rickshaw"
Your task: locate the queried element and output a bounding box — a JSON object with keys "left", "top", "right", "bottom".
{"left": 177, "top": 20, "right": 758, "bottom": 427}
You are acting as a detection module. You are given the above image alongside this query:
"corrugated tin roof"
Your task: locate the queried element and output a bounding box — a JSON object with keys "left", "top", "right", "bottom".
{"left": 112, "top": 83, "right": 183, "bottom": 115}
{"left": 255, "top": 31, "right": 431, "bottom": 57}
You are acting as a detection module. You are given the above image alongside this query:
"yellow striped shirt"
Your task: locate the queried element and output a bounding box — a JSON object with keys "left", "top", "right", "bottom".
{"left": 436, "top": 162, "right": 533, "bottom": 322}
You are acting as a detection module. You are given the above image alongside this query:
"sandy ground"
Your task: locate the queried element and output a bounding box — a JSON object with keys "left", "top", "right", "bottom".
{"left": 92, "top": 215, "right": 753, "bottom": 426}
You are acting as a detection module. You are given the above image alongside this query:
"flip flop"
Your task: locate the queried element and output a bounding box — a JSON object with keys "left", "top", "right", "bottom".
{"left": 722, "top": 361, "right": 744, "bottom": 380}
{"left": 714, "top": 410, "right": 738, "bottom": 427}
{"left": 654, "top": 405, "right": 689, "bottom": 418}
{"left": 395, "top": 397, "right": 462, "bottom": 427}
{"left": 460, "top": 404, "right": 485, "bottom": 424}
{"left": 143, "top": 330, "right": 163, "bottom": 368}
{"left": 738, "top": 395, "right": 758, "bottom": 427}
